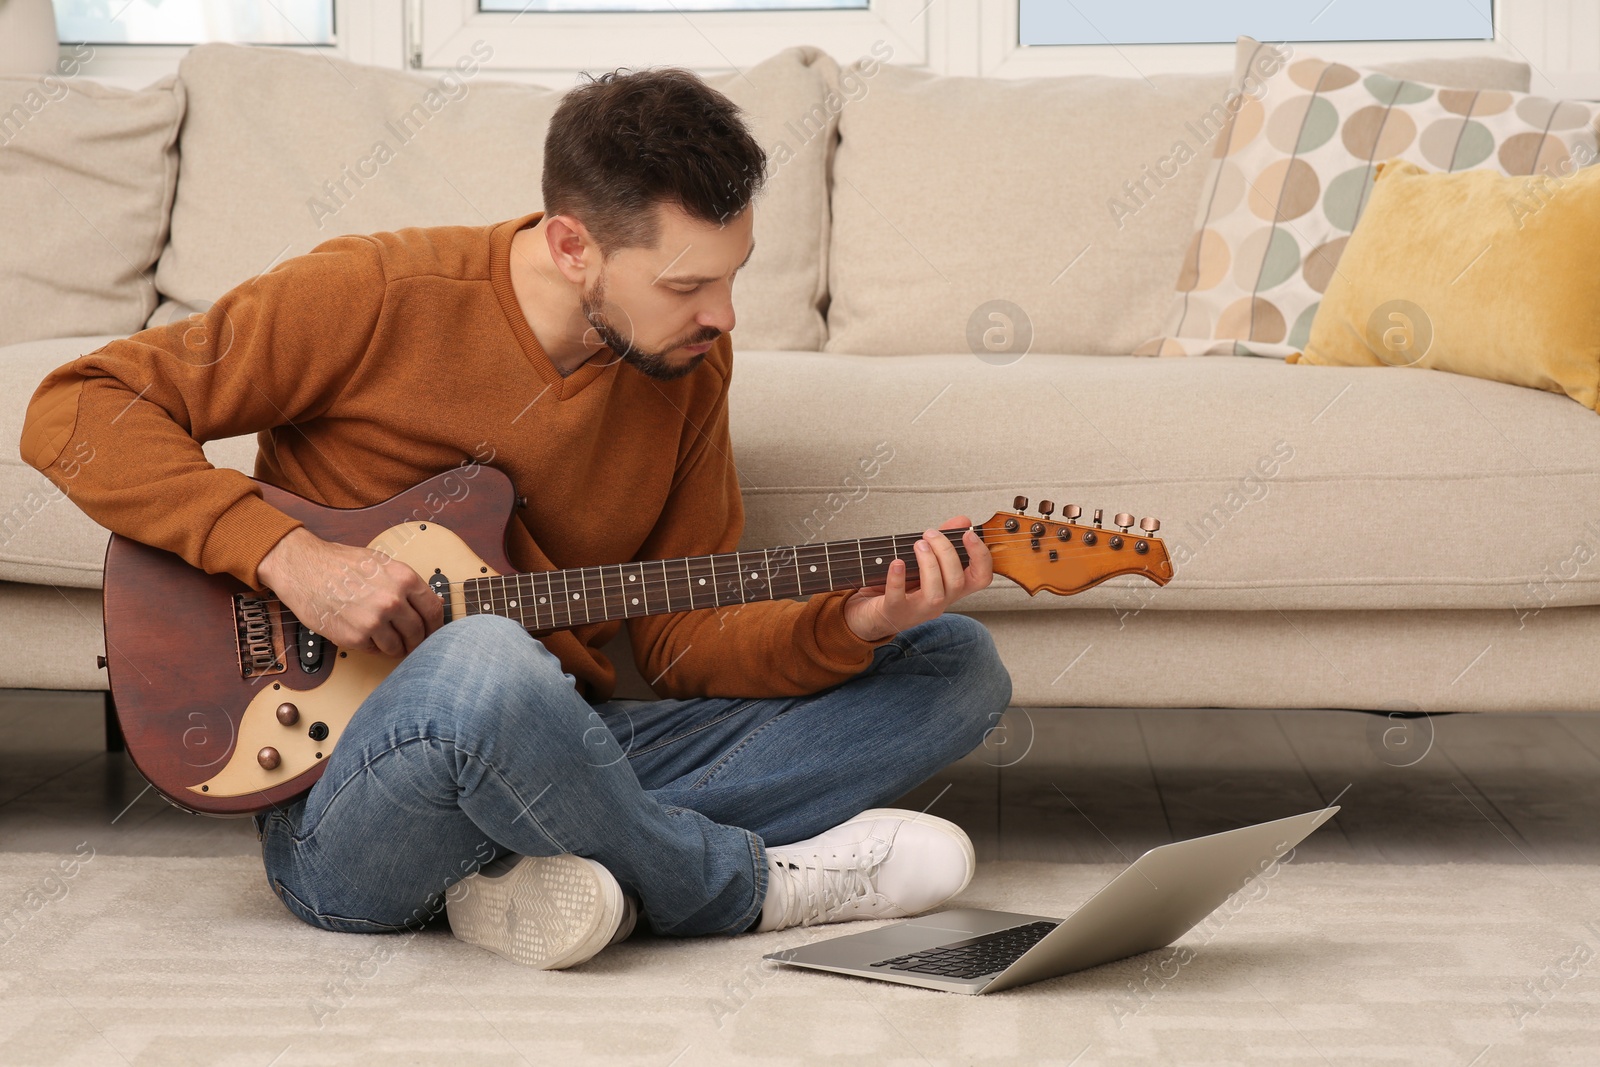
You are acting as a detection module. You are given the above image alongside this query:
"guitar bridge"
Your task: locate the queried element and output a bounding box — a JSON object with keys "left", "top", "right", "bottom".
{"left": 234, "top": 594, "right": 287, "bottom": 678}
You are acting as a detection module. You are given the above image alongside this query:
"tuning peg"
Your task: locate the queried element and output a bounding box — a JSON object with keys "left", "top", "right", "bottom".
{"left": 1093, "top": 508, "right": 1104, "bottom": 528}
{"left": 1038, "top": 500, "right": 1054, "bottom": 518}
{"left": 1063, "top": 504, "right": 1082, "bottom": 522}
{"left": 1114, "top": 512, "right": 1134, "bottom": 531}
{"left": 1014, "top": 495, "right": 1029, "bottom": 512}
{"left": 1139, "top": 517, "right": 1162, "bottom": 534}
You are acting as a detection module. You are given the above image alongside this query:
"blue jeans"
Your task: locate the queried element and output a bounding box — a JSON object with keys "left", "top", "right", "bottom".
{"left": 254, "top": 611, "right": 1012, "bottom": 939}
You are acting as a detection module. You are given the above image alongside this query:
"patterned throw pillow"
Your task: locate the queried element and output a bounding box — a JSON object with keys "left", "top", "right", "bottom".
{"left": 1137, "top": 37, "right": 1600, "bottom": 358}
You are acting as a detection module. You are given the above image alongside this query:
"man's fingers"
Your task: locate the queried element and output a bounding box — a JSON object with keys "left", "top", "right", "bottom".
{"left": 914, "top": 534, "right": 945, "bottom": 602}
{"left": 371, "top": 620, "right": 405, "bottom": 659}
{"left": 964, "top": 529, "right": 995, "bottom": 585}
{"left": 409, "top": 584, "right": 445, "bottom": 635}
{"left": 927, "top": 526, "right": 967, "bottom": 595}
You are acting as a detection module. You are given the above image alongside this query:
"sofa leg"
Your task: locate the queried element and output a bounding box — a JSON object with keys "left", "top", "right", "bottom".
{"left": 104, "top": 690, "right": 125, "bottom": 753}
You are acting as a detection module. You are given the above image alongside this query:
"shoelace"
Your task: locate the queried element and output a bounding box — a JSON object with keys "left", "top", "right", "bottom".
{"left": 770, "top": 837, "right": 893, "bottom": 929}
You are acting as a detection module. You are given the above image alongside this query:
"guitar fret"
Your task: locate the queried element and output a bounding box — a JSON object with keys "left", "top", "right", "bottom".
{"left": 856, "top": 538, "right": 866, "bottom": 587}
{"left": 863, "top": 536, "right": 892, "bottom": 585}
{"left": 686, "top": 554, "right": 714, "bottom": 611}
{"left": 536, "top": 572, "right": 552, "bottom": 629}
{"left": 799, "top": 542, "right": 826, "bottom": 595}
{"left": 745, "top": 552, "right": 764, "bottom": 601}
{"left": 681, "top": 558, "right": 694, "bottom": 611}
{"left": 658, "top": 560, "right": 672, "bottom": 613}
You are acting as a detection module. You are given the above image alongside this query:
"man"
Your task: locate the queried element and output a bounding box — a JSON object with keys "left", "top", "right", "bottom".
{"left": 19, "top": 66, "right": 1012, "bottom": 969}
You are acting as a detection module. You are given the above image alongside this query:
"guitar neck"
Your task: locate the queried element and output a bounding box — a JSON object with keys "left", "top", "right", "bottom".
{"left": 456, "top": 528, "right": 977, "bottom": 633}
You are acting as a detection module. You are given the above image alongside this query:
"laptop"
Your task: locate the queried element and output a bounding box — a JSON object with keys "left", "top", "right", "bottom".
{"left": 763, "top": 806, "right": 1339, "bottom": 994}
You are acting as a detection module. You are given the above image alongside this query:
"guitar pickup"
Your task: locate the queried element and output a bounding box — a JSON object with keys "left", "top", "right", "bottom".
{"left": 297, "top": 626, "right": 326, "bottom": 673}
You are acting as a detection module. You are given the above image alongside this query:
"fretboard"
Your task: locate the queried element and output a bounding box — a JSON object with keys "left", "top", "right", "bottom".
{"left": 456, "top": 528, "right": 978, "bottom": 633}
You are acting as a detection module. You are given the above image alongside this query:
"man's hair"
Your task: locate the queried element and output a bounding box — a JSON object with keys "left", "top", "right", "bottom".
{"left": 542, "top": 67, "right": 768, "bottom": 254}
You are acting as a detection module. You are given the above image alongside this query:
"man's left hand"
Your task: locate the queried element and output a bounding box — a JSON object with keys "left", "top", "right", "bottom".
{"left": 842, "top": 515, "right": 994, "bottom": 642}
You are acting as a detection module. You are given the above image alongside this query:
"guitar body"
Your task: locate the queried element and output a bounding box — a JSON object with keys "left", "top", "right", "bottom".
{"left": 103, "top": 466, "right": 519, "bottom": 817}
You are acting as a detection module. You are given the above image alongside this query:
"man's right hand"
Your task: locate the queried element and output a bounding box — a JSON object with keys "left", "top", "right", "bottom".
{"left": 255, "top": 527, "right": 445, "bottom": 658}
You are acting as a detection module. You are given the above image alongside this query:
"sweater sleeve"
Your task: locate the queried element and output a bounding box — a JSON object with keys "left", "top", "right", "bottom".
{"left": 17, "top": 233, "right": 388, "bottom": 593}
{"left": 623, "top": 361, "right": 897, "bottom": 699}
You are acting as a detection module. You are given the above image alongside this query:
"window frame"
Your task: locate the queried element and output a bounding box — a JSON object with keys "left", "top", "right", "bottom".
{"left": 978, "top": 0, "right": 1597, "bottom": 97}
{"left": 50, "top": 0, "right": 1598, "bottom": 99}
{"left": 412, "top": 0, "right": 928, "bottom": 81}
{"left": 58, "top": 0, "right": 401, "bottom": 89}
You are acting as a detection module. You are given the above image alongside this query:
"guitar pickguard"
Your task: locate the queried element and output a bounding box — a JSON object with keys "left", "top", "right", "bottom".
{"left": 187, "top": 520, "right": 492, "bottom": 799}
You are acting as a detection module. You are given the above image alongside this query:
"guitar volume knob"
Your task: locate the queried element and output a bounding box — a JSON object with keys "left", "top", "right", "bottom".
{"left": 276, "top": 702, "right": 300, "bottom": 726}
{"left": 257, "top": 747, "right": 281, "bottom": 771}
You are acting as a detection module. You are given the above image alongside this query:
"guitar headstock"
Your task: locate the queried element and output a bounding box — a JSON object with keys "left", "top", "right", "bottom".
{"left": 978, "top": 496, "right": 1173, "bottom": 597}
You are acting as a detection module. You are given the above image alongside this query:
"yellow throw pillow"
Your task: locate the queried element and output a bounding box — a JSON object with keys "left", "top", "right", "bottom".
{"left": 1292, "top": 158, "right": 1600, "bottom": 412}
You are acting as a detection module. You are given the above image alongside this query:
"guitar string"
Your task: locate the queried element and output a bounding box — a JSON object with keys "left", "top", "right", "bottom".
{"left": 239, "top": 527, "right": 1168, "bottom": 630}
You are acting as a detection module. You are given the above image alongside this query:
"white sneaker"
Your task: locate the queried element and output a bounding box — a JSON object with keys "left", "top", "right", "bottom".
{"left": 447, "top": 853, "right": 637, "bottom": 969}
{"left": 753, "top": 808, "right": 976, "bottom": 933}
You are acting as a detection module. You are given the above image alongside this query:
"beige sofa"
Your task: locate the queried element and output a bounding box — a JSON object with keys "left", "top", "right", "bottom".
{"left": 5, "top": 42, "right": 1598, "bottom": 715}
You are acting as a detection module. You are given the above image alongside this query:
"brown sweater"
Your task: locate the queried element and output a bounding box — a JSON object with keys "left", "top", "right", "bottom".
{"left": 19, "top": 211, "right": 893, "bottom": 702}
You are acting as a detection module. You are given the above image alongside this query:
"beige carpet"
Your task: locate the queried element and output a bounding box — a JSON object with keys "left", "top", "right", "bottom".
{"left": 2, "top": 853, "right": 1597, "bottom": 1066}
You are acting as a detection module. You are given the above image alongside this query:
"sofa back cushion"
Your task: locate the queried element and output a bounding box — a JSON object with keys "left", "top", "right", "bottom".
{"left": 824, "top": 53, "right": 1530, "bottom": 357}
{"left": 1139, "top": 38, "right": 1579, "bottom": 358}
{"left": 152, "top": 43, "right": 837, "bottom": 351}
{"left": 0, "top": 68, "right": 183, "bottom": 347}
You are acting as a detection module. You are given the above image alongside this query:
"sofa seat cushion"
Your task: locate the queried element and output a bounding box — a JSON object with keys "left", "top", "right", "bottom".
{"left": 11, "top": 338, "right": 1599, "bottom": 615}
{"left": 1, "top": 335, "right": 257, "bottom": 588}
{"left": 151, "top": 42, "right": 837, "bottom": 352}
{"left": 726, "top": 350, "right": 1600, "bottom": 614}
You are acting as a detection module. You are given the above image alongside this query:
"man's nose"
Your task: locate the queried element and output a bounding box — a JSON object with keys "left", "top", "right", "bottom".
{"left": 700, "top": 296, "right": 735, "bottom": 336}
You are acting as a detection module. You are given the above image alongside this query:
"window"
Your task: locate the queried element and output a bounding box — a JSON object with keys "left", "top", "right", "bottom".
{"left": 53, "top": 0, "right": 335, "bottom": 45}
{"left": 1019, "top": 0, "right": 1493, "bottom": 46}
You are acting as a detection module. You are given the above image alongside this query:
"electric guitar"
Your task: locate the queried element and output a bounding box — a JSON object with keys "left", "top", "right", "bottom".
{"left": 100, "top": 465, "right": 1172, "bottom": 817}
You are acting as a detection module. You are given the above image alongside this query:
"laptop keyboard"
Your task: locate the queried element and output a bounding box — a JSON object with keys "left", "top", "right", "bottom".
{"left": 868, "top": 919, "right": 1060, "bottom": 980}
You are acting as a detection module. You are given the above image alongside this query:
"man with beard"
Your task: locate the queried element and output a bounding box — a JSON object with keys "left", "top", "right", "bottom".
{"left": 20, "top": 66, "right": 1013, "bottom": 970}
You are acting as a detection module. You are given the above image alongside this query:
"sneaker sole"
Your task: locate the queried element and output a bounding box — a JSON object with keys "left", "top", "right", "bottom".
{"left": 447, "top": 854, "right": 624, "bottom": 970}
{"left": 852, "top": 807, "right": 978, "bottom": 899}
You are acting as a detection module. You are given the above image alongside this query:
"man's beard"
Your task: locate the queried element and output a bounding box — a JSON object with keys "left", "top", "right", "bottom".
{"left": 580, "top": 271, "right": 720, "bottom": 382}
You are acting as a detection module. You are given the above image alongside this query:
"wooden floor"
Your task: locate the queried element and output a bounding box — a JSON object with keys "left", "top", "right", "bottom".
{"left": 3, "top": 689, "right": 1598, "bottom": 866}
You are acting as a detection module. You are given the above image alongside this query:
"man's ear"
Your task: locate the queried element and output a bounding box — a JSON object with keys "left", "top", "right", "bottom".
{"left": 544, "top": 214, "right": 597, "bottom": 285}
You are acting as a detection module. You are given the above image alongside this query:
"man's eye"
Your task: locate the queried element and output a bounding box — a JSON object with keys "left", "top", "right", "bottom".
{"left": 672, "top": 285, "right": 700, "bottom": 295}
